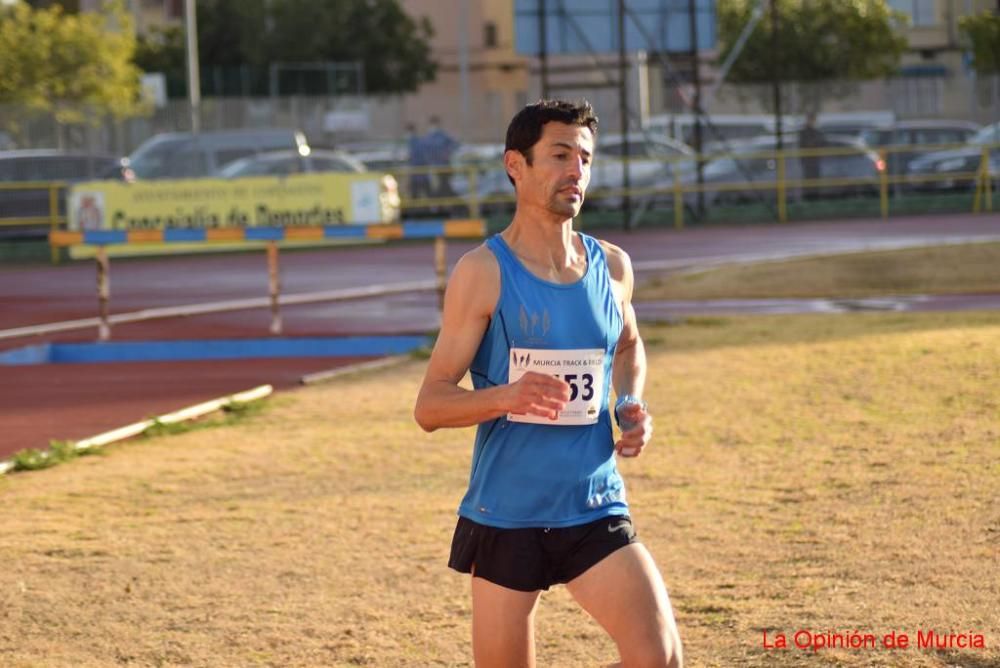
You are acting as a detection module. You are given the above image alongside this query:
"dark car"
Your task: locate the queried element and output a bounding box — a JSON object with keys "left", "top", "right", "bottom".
{"left": 904, "top": 122, "right": 1000, "bottom": 192}
{"left": 860, "top": 120, "right": 981, "bottom": 176}
{"left": 217, "top": 148, "right": 401, "bottom": 223}
{"left": 121, "top": 128, "right": 309, "bottom": 180}
{"left": 0, "top": 150, "right": 121, "bottom": 240}
{"left": 216, "top": 148, "right": 365, "bottom": 177}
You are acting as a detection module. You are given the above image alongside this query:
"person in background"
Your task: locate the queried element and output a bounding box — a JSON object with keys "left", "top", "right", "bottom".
{"left": 798, "top": 112, "right": 825, "bottom": 200}
{"left": 423, "top": 115, "right": 460, "bottom": 199}
{"left": 406, "top": 122, "right": 433, "bottom": 203}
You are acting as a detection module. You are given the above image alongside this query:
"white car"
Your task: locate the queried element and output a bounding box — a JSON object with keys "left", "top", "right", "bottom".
{"left": 216, "top": 149, "right": 366, "bottom": 177}
{"left": 587, "top": 133, "right": 695, "bottom": 209}
{"left": 448, "top": 134, "right": 696, "bottom": 214}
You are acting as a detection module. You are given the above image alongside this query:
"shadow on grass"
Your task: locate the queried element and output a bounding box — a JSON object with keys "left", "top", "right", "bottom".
{"left": 933, "top": 650, "right": 1000, "bottom": 668}
{"left": 641, "top": 311, "right": 1000, "bottom": 354}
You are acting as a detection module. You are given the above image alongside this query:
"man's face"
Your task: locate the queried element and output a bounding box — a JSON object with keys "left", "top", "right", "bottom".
{"left": 507, "top": 122, "right": 594, "bottom": 219}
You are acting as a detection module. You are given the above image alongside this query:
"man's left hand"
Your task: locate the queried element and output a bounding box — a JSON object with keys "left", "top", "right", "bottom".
{"left": 615, "top": 404, "right": 652, "bottom": 458}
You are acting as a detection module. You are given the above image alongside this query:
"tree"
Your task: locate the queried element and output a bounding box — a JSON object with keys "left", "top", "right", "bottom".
{"left": 265, "top": 0, "right": 437, "bottom": 94}
{"left": 132, "top": 0, "right": 437, "bottom": 97}
{"left": 959, "top": 11, "right": 1000, "bottom": 75}
{"left": 716, "top": 0, "right": 908, "bottom": 113}
{"left": 0, "top": 0, "right": 145, "bottom": 130}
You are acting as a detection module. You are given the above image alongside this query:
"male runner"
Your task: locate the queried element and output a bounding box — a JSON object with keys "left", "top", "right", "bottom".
{"left": 414, "top": 99, "right": 683, "bottom": 668}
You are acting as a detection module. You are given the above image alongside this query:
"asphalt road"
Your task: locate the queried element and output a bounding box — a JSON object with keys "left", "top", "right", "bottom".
{"left": 1, "top": 213, "right": 998, "bottom": 460}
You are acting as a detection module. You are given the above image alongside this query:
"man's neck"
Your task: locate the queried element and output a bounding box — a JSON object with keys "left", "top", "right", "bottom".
{"left": 502, "top": 209, "right": 583, "bottom": 277}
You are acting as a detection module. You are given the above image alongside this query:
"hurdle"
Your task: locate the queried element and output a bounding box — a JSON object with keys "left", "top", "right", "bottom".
{"left": 47, "top": 219, "right": 486, "bottom": 341}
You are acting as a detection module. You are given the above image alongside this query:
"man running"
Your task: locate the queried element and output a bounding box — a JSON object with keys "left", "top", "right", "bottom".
{"left": 414, "top": 99, "right": 683, "bottom": 668}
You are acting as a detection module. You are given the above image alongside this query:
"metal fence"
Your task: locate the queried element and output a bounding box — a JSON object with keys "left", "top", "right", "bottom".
{"left": 2, "top": 142, "right": 995, "bottom": 260}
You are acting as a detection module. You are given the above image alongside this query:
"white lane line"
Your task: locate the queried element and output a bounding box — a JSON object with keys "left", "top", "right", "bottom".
{"left": 0, "top": 384, "right": 273, "bottom": 475}
{"left": 0, "top": 279, "right": 437, "bottom": 341}
{"left": 631, "top": 235, "right": 1000, "bottom": 274}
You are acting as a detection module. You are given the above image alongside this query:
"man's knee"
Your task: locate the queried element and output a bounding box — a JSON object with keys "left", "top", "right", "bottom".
{"left": 622, "top": 624, "right": 682, "bottom": 668}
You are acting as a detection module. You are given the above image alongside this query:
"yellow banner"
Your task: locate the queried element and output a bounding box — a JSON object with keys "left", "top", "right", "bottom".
{"left": 68, "top": 173, "right": 391, "bottom": 231}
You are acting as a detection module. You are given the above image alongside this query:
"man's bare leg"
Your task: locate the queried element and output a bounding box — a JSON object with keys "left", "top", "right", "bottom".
{"left": 566, "top": 543, "right": 683, "bottom": 668}
{"left": 471, "top": 575, "right": 542, "bottom": 668}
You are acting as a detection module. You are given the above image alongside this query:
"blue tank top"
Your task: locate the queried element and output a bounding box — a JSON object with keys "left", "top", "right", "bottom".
{"left": 457, "top": 232, "right": 628, "bottom": 529}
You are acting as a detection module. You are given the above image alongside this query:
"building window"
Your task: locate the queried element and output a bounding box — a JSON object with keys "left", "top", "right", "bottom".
{"left": 888, "top": 0, "right": 937, "bottom": 27}
{"left": 484, "top": 21, "right": 498, "bottom": 48}
{"left": 889, "top": 75, "right": 944, "bottom": 115}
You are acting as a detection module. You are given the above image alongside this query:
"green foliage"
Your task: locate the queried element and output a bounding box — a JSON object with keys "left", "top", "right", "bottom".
{"left": 11, "top": 440, "right": 82, "bottom": 472}
{"left": 717, "top": 0, "right": 908, "bottom": 112}
{"left": 0, "top": 0, "right": 145, "bottom": 126}
{"left": 132, "top": 0, "right": 436, "bottom": 97}
{"left": 5, "top": 399, "right": 266, "bottom": 474}
{"left": 133, "top": 25, "right": 187, "bottom": 97}
{"left": 142, "top": 398, "right": 267, "bottom": 438}
{"left": 959, "top": 11, "right": 1000, "bottom": 75}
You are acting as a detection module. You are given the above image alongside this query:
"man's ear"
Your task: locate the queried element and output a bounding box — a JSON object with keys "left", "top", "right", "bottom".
{"left": 503, "top": 149, "right": 524, "bottom": 185}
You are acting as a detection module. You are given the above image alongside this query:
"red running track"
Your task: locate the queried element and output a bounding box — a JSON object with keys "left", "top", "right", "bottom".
{"left": 1, "top": 214, "right": 998, "bottom": 461}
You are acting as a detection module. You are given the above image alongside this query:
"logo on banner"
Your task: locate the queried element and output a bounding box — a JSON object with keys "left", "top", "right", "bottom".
{"left": 75, "top": 192, "right": 105, "bottom": 230}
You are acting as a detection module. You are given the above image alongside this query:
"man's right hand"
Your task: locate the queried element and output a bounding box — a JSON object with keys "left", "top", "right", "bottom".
{"left": 506, "top": 371, "right": 571, "bottom": 420}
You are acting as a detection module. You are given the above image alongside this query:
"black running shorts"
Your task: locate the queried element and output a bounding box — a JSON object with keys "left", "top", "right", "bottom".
{"left": 447, "top": 515, "right": 637, "bottom": 592}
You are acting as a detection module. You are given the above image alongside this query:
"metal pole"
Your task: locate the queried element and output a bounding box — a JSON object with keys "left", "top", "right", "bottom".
{"left": 706, "top": 1, "right": 765, "bottom": 106}
{"left": 434, "top": 237, "right": 447, "bottom": 313}
{"left": 689, "top": 0, "right": 705, "bottom": 217}
{"left": 770, "top": 0, "right": 782, "bottom": 150}
{"left": 267, "top": 241, "right": 282, "bottom": 335}
{"left": 539, "top": 0, "right": 549, "bottom": 98}
{"left": 185, "top": 0, "right": 201, "bottom": 134}
{"left": 96, "top": 246, "right": 111, "bottom": 341}
{"left": 49, "top": 185, "right": 60, "bottom": 265}
{"left": 618, "top": 0, "right": 631, "bottom": 230}
{"left": 458, "top": 0, "right": 471, "bottom": 140}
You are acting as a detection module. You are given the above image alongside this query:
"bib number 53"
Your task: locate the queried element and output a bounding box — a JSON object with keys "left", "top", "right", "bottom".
{"left": 556, "top": 373, "right": 594, "bottom": 402}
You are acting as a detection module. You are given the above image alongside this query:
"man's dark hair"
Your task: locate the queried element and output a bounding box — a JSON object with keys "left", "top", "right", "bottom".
{"left": 504, "top": 99, "right": 599, "bottom": 168}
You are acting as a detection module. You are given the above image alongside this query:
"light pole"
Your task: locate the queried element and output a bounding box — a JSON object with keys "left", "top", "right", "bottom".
{"left": 185, "top": 0, "right": 201, "bottom": 134}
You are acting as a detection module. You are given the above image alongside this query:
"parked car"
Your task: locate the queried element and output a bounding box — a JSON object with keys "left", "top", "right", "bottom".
{"left": 342, "top": 140, "right": 409, "bottom": 173}
{"left": 447, "top": 143, "right": 512, "bottom": 214}
{"left": 587, "top": 133, "right": 695, "bottom": 209}
{"left": 674, "top": 134, "right": 884, "bottom": 207}
{"left": 218, "top": 147, "right": 400, "bottom": 224}
{"left": 0, "top": 149, "right": 121, "bottom": 240}
{"left": 217, "top": 148, "right": 366, "bottom": 177}
{"left": 121, "top": 128, "right": 309, "bottom": 180}
{"left": 860, "top": 119, "right": 981, "bottom": 176}
{"left": 445, "top": 133, "right": 696, "bottom": 215}
{"left": 904, "top": 122, "right": 1000, "bottom": 192}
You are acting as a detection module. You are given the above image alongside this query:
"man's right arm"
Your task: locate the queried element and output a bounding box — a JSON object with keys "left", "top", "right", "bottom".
{"left": 413, "top": 246, "right": 570, "bottom": 432}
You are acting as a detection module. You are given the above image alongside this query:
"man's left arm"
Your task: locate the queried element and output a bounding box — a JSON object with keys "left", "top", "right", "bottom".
{"left": 604, "top": 242, "right": 652, "bottom": 458}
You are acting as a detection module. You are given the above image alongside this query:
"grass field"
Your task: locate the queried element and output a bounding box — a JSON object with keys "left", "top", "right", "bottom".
{"left": 636, "top": 241, "right": 1000, "bottom": 300}
{"left": 0, "top": 311, "right": 997, "bottom": 667}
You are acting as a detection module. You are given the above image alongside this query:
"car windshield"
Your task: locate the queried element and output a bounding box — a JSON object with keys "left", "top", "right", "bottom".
{"left": 127, "top": 137, "right": 190, "bottom": 179}
{"left": 969, "top": 124, "right": 999, "bottom": 146}
{"left": 216, "top": 156, "right": 283, "bottom": 177}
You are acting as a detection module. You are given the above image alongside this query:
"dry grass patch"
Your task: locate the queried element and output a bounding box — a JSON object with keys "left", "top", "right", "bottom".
{"left": 1, "top": 311, "right": 998, "bottom": 667}
{"left": 636, "top": 241, "right": 1000, "bottom": 300}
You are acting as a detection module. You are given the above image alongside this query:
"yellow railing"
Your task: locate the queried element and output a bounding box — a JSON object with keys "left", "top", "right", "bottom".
{"left": 0, "top": 180, "right": 67, "bottom": 262}
{"left": 385, "top": 141, "right": 996, "bottom": 228}
{"left": 1, "top": 143, "right": 994, "bottom": 249}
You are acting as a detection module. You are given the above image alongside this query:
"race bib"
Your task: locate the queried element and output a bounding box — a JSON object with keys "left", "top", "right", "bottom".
{"left": 508, "top": 347, "right": 605, "bottom": 425}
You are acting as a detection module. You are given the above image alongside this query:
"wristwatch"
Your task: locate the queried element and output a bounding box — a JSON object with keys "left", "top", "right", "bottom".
{"left": 614, "top": 394, "right": 647, "bottom": 429}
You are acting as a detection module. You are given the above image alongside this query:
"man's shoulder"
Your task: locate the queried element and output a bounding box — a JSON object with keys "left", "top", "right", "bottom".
{"left": 452, "top": 243, "right": 500, "bottom": 284}
{"left": 594, "top": 238, "right": 632, "bottom": 282}
{"left": 448, "top": 243, "right": 500, "bottom": 316}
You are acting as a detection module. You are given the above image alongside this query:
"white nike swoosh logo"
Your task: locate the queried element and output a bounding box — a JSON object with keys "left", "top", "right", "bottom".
{"left": 607, "top": 522, "right": 630, "bottom": 534}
